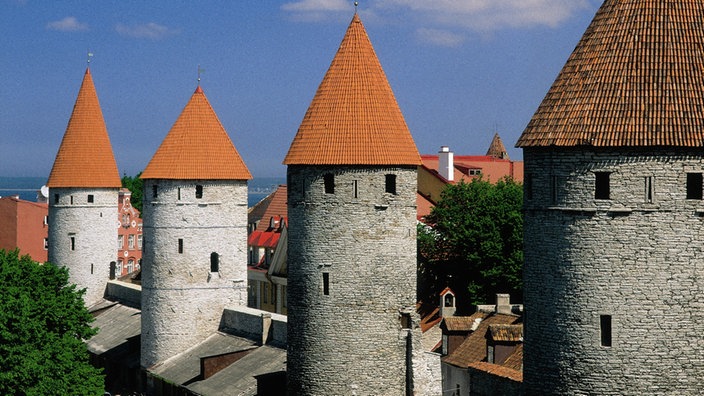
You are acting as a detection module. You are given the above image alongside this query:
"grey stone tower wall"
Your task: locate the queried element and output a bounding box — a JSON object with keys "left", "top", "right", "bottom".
{"left": 286, "top": 165, "right": 421, "bottom": 395}
{"left": 523, "top": 147, "right": 704, "bottom": 395}
{"left": 140, "top": 179, "right": 248, "bottom": 368}
{"left": 48, "top": 187, "right": 118, "bottom": 306}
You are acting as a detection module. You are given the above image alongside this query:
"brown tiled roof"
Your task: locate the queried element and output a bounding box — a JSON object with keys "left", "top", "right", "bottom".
{"left": 141, "top": 86, "right": 251, "bottom": 180}
{"left": 254, "top": 186, "right": 287, "bottom": 233}
{"left": 486, "top": 133, "right": 509, "bottom": 159}
{"left": 517, "top": 0, "right": 704, "bottom": 148}
{"left": 442, "top": 312, "right": 487, "bottom": 332}
{"left": 467, "top": 361, "right": 523, "bottom": 382}
{"left": 47, "top": 68, "right": 120, "bottom": 188}
{"left": 283, "top": 13, "right": 421, "bottom": 166}
{"left": 501, "top": 343, "right": 523, "bottom": 372}
{"left": 443, "top": 313, "right": 521, "bottom": 368}
{"left": 488, "top": 324, "right": 523, "bottom": 342}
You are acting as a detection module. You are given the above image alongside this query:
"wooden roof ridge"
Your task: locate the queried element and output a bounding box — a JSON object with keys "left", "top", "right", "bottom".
{"left": 517, "top": 0, "right": 704, "bottom": 148}
{"left": 283, "top": 13, "right": 422, "bottom": 166}
{"left": 141, "top": 86, "right": 252, "bottom": 180}
{"left": 47, "top": 68, "right": 121, "bottom": 188}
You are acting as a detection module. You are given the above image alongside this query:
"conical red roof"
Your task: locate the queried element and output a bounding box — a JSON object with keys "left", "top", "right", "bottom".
{"left": 284, "top": 13, "right": 421, "bottom": 166}
{"left": 517, "top": 0, "right": 704, "bottom": 148}
{"left": 141, "top": 86, "right": 251, "bottom": 180}
{"left": 47, "top": 68, "right": 121, "bottom": 188}
{"left": 486, "top": 133, "right": 509, "bottom": 159}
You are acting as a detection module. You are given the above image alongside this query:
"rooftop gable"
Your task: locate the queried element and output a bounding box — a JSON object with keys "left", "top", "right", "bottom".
{"left": 283, "top": 13, "right": 421, "bottom": 166}
{"left": 47, "top": 68, "right": 121, "bottom": 188}
{"left": 518, "top": 0, "right": 704, "bottom": 148}
{"left": 141, "top": 86, "right": 252, "bottom": 180}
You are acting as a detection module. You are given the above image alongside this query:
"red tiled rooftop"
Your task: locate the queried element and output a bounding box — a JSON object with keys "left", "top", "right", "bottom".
{"left": 443, "top": 313, "right": 521, "bottom": 368}
{"left": 141, "top": 86, "right": 251, "bottom": 180}
{"left": 518, "top": 0, "right": 704, "bottom": 148}
{"left": 284, "top": 13, "right": 421, "bottom": 166}
{"left": 47, "top": 68, "right": 120, "bottom": 188}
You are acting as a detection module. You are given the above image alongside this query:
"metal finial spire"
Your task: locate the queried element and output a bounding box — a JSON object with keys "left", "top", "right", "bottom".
{"left": 197, "top": 64, "right": 205, "bottom": 85}
{"left": 354, "top": 1, "right": 358, "bottom": 10}
{"left": 87, "top": 50, "right": 94, "bottom": 66}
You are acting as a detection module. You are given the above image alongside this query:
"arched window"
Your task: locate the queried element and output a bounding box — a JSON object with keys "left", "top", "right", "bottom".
{"left": 444, "top": 293, "right": 454, "bottom": 307}
{"left": 210, "top": 252, "right": 219, "bottom": 272}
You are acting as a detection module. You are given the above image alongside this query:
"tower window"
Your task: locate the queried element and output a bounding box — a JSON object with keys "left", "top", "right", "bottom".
{"left": 70, "top": 237, "right": 75, "bottom": 251}
{"left": 600, "top": 315, "right": 612, "bottom": 347}
{"left": 178, "top": 238, "right": 184, "bottom": 254}
{"left": 177, "top": 187, "right": 181, "bottom": 200}
{"left": 87, "top": 194, "right": 94, "bottom": 203}
{"left": 210, "top": 252, "right": 219, "bottom": 272}
{"left": 353, "top": 180, "right": 358, "bottom": 198}
{"left": 196, "top": 185, "right": 203, "bottom": 199}
{"left": 70, "top": 195, "right": 74, "bottom": 205}
{"left": 54, "top": 194, "right": 59, "bottom": 204}
{"left": 550, "top": 175, "right": 558, "bottom": 204}
{"left": 91, "top": 263, "right": 94, "bottom": 275}
{"left": 687, "top": 173, "right": 703, "bottom": 199}
{"left": 324, "top": 174, "right": 334, "bottom": 194}
{"left": 525, "top": 174, "right": 533, "bottom": 200}
{"left": 385, "top": 174, "right": 397, "bottom": 195}
{"left": 595, "top": 172, "right": 610, "bottom": 200}
{"left": 322, "top": 272, "right": 330, "bottom": 295}
{"left": 152, "top": 185, "right": 158, "bottom": 199}
{"left": 644, "top": 176, "right": 653, "bottom": 203}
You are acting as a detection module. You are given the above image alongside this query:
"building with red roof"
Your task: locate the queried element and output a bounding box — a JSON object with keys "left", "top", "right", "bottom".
{"left": 0, "top": 195, "right": 48, "bottom": 262}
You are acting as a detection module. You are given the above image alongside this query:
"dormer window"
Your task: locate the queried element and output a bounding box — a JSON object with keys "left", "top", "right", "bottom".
{"left": 324, "top": 174, "right": 335, "bottom": 194}
{"left": 385, "top": 174, "right": 397, "bottom": 195}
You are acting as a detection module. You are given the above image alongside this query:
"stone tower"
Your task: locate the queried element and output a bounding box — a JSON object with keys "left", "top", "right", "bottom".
{"left": 284, "top": 13, "right": 423, "bottom": 395}
{"left": 517, "top": 1, "right": 704, "bottom": 394}
{"left": 47, "top": 67, "right": 121, "bottom": 307}
{"left": 140, "top": 85, "right": 251, "bottom": 368}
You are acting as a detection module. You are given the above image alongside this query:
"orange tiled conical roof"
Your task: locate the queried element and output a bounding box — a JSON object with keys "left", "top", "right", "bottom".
{"left": 517, "top": 0, "right": 704, "bottom": 148}
{"left": 47, "top": 68, "right": 120, "bottom": 188}
{"left": 283, "top": 13, "right": 421, "bottom": 166}
{"left": 141, "top": 86, "right": 252, "bottom": 180}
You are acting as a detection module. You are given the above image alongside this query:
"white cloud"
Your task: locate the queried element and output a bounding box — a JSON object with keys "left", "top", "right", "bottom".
{"left": 115, "top": 22, "right": 178, "bottom": 40}
{"left": 416, "top": 28, "right": 464, "bottom": 47}
{"left": 46, "top": 16, "right": 89, "bottom": 32}
{"left": 281, "top": 0, "right": 354, "bottom": 21}
{"left": 379, "top": 0, "right": 592, "bottom": 31}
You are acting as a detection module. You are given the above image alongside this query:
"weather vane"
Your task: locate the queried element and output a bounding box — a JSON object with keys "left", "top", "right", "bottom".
{"left": 197, "top": 64, "right": 205, "bottom": 85}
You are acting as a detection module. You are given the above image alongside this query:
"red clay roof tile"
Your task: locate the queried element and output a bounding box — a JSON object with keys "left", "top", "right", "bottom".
{"left": 47, "top": 68, "right": 120, "bottom": 188}
{"left": 284, "top": 13, "right": 421, "bottom": 166}
{"left": 518, "top": 0, "right": 704, "bottom": 148}
{"left": 141, "top": 86, "right": 251, "bottom": 180}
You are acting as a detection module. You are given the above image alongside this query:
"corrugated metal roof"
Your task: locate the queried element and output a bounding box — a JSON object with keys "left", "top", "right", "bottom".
{"left": 517, "top": 0, "right": 704, "bottom": 148}
{"left": 47, "top": 68, "right": 121, "bottom": 188}
{"left": 283, "top": 13, "right": 421, "bottom": 166}
{"left": 141, "top": 86, "right": 252, "bottom": 180}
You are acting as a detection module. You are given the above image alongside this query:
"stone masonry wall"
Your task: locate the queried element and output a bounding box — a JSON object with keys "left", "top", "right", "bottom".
{"left": 286, "top": 165, "right": 420, "bottom": 395}
{"left": 523, "top": 148, "right": 704, "bottom": 395}
{"left": 48, "top": 187, "right": 118, "bottom": 306}
{"left": 140, "top": 179, "right": 248, "bottom": 368}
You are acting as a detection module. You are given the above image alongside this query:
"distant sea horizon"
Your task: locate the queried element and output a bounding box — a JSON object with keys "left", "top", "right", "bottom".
{"left": 0, "top": 176, "right": 284, "bottom": 207}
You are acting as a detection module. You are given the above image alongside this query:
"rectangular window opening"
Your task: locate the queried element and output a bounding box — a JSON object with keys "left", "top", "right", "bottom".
{"left": 196, "top": 185, "right": 203, "bottom": 199}
{"left": 177, "top": 187, "right": 181, "bottom": 200}
{"left": 54, "top": 194, "right": 59, "bottom": 204}
{"left": 645, "top": 176, "right": 653, "bottom": 203}
{"left": 525, "top": 174, "right": 533, "bottom": 201}
{"left": 600, "top": 314, "right": 612, "bottom": 347}
{"left": 70, "top": 236, "right": 75, "bottom": 251}
{"left": 551, "top": 175, "right": 558, "bottom": 204}
{"left": 70, "top": 195, "right": 74, "bottom": 205}
{"left": 87, "top": 194, "right": 94, "bottom": 203}
{"left": 353, "top": 180, "right": 358, "bottom": 198}
{"left": 152, "top": 185, "right": 158, "bottom": 199}
{"left": 324, "top": 174, "right": 335, "bottom": 194}
{"left": 595, "top": 172, "right": 611, "bottom": 200}
{"left": 322, "top": 272, "right": 330, "bottom": 295}
{"left": 178, "top": 238, "right": 184, "bottom": 254}
{"left": 687, "top": 173, "right": 703, "bottom": 200}
{"left": 385, "top": 174, "right": 397, "bottom": 195}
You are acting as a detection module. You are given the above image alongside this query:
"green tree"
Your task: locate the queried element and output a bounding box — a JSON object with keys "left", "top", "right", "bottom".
{"left": 0, "top": 250, "right": 104, "bottom": 395}
{"left": 418, "top": 177, "right": 523, "bottom": 311}
{"left": 121, "top": 172, "right": 144, "bottom": 214}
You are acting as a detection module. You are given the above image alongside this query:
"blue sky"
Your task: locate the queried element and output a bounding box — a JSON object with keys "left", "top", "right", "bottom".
{"left": 1, "top": 0, "right": 602, "bottom": 178}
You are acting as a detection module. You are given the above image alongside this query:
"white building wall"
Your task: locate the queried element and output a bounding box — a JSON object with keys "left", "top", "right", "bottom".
{"left": 140, "top": 179, "right": 248, "bottom": 368}
{"left": 48, "top": 187, "right": 118, "bottom": 306}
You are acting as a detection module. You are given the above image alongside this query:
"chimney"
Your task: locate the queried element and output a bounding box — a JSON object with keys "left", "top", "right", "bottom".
{"left": 496, "top": 293, "right": 512, "bottom": 315}
{"left": 438, "top": 146, "right": 454, "bottom": 181}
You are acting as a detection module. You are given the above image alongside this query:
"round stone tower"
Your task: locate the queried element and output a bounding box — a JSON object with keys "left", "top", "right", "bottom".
{"left": 284, "top": 13, "right": 423, "bottom": 395}
{"left": 140, "top": 85, "right": 252, "bottom": 368}
{"left": 518, "top": 1, "right": 704, "bottom": 394}
{"left": 47, "top": 67, "right": 121, "bottom": 307}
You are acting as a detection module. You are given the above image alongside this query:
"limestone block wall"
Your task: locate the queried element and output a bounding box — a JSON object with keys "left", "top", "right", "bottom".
{"left": 523, "top": 148, "right": 704, "bottom": 395}
{"left": 48, "top": 187, "right": 118, "bottom": 306}
{"left": 286, "top": 165, "right": 420, "bottom": 395}
{"left": 140, "top": 179, "right": 248, "bottom": 368}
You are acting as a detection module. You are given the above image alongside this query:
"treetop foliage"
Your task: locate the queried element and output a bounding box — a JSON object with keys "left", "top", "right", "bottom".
{"left": 418, "top": 177, "right": 523, "bottom": 311}
{"left": 0, "top": 250, "right": 104, "bottom": 395}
